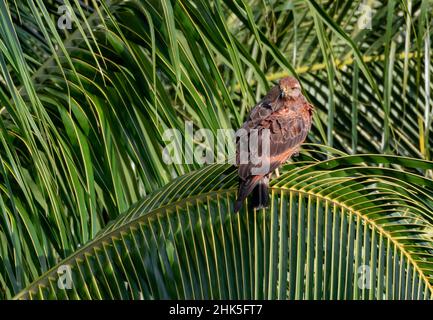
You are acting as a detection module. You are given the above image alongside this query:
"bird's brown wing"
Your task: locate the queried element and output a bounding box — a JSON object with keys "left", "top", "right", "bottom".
{"left": 236, "top": 85, "right": 278, "bottom": 178}
{"left": 236, "top": 85, "right": 280, "bottom": 172}
{"left": 236, "top": 101, "right": 311, "bottom": 180}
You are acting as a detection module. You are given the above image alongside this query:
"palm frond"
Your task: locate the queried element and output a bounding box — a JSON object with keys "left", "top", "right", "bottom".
{"left": 14, "top": 151, "right": 433, "bottom": 300}
{"left": 1, "top": 0, "right": 433, "bottom": 299}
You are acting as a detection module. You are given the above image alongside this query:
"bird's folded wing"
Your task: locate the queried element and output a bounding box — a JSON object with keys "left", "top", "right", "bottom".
{"left": 236, "top": 109, "right": 311, "bottom": 180}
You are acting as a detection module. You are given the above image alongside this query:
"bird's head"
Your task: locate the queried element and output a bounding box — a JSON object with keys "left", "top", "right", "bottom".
{"left": 279, "top": 76, "right": 301, "bottom": 99}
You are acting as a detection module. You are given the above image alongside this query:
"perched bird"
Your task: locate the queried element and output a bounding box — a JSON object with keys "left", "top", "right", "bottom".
{"left": 234, "top": 77, "right": 314, "bottom": 213}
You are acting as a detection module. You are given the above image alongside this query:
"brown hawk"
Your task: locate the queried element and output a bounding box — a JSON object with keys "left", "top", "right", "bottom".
{"left": 234, "top": 77, "right": 314, "bottom": 212}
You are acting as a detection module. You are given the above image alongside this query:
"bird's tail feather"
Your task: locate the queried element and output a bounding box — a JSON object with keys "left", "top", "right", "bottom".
{"left": 251, "top": 176, "right": 269, "bottom": 209}
{"left": 234, "top": 176, "right": 268, "bottom": 213}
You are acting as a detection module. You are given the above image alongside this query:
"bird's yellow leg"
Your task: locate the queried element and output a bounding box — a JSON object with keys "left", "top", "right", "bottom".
{"left": 275, "top": 168, "right": 280, "bottom": 178}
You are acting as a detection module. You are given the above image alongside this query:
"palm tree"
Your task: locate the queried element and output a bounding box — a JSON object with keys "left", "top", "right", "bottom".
{"left": 0, "top": 0, "right": 432, "bottom": 299}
